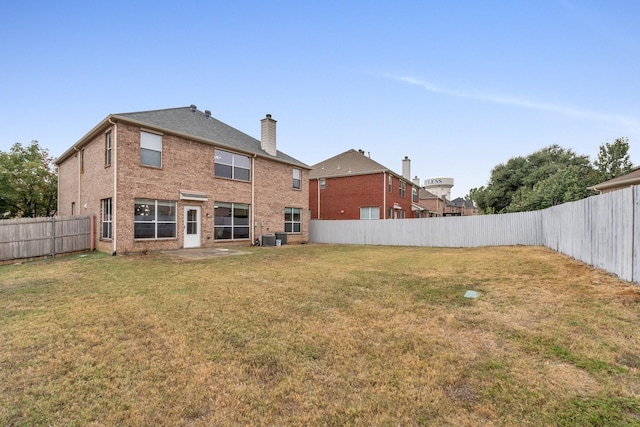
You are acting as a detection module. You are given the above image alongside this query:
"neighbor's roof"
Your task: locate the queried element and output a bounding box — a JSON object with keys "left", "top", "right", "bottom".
{"left": 589, "top": 166, "right": 640, "bottom": 192}
{"left": 310, "top": 149, "right": 410, "bottom": 180}
{"left": 56, "top": 106, "right": 309, "bottom": 168}
{"left": 419, "top": 188, "right": 441, "bottom": 200}
{"left": 447, "top": 197, "right": 476, "bottom": 209}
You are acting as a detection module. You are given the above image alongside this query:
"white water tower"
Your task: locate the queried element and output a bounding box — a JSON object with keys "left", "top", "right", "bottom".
{"left": 424, "top": 177, "right": 454, "bottom": 200}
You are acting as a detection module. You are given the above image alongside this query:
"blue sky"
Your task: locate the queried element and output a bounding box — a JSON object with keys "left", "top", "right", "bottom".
{"left": 2, "top": 0, "right": 638, "bottom": 198}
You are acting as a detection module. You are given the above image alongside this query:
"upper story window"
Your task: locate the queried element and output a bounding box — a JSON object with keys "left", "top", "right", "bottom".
{"left": 319, "top": 178, "right": 326, "bottom": 189}
{"left": 80, "top": 149, "right": 85, "bottom": 173}
{"left": 388, "top": 175, "right": 392, "bottom": 192}
{"left": 412, "top": 187, "right": 418, "bottom": 203}
{"left": 140, "top": 131, "right": 162, "bottom": 168}
{"left": 105, "top": 131, "right": 112, "bottom": 166}
{"left": 214, "top": 149, "right": 250, "bottom": 181}
{"left": 399, "top": 181, "right": 406, "bottom": 197}
{"left": 293, "top": 168, "right": 301, "bottom": 189}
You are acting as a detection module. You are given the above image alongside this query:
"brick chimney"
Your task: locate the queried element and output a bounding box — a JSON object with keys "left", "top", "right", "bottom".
{"left": 261, "top": 114, "right": 277, "bottom": 156}
{"left": 402, "top": 156, "right": 411, "bottom": 180}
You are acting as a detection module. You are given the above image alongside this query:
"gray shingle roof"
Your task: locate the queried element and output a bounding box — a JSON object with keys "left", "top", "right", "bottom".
{"left": 448, "top": 197, "right": 475, "bottom": 209}
{"left": 114, "top": 106, "right": 309, "bottom": 168}
{"left": 309, "top": 149, "right": 397, "bottom": 179}
{"left": 590, "top": 166, "right": 640, "bottom": 191}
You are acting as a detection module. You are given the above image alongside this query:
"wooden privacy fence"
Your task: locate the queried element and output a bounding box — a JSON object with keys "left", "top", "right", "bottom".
{"left": 0, "top": 215, "right": 94, "bottom": 262}
{"left": 310, "top": 186, "right": 639, "bottom": 284}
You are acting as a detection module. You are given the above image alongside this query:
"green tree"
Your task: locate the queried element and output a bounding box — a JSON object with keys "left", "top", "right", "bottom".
{"left": 472, "top": 145, "right": 596, "bottom": 213}
{"left": 507, "top": 165, "right": 599, "bottom": 212}
{"left": 593, "top": 137, "right": 633, "bottom": 181}
{"left": 0, "top": 141, "right": 57, "bottom": 218}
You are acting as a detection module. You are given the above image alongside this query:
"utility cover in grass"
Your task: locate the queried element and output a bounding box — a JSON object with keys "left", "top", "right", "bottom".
{"left": 464, "top": 290, "right": 480, "bottom": 298}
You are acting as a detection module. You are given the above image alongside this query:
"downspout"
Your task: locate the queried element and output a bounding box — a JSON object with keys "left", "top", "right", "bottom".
{"left": 109, "top": 119, "right": 118, "bottom": 255}
{"left": 72, "top": 146, "right": 81, "bottom": 215}
{"left": 56, "top": 164, "right": 60, "bottom": 217}
{"left": 251, "top": 154, "right": 256, "bottom": 244}
{"left": 383, "top": 172, "right": 387, "bottom": 219}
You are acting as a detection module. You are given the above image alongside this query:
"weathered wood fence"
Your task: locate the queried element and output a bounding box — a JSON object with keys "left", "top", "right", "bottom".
{"left": 0, "top": 216, "right": 94, "bottom": 262}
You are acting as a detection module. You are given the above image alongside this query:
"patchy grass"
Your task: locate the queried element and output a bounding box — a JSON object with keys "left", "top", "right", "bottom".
{"left": 1, "top": 245, "right": 639, "bottom": 426}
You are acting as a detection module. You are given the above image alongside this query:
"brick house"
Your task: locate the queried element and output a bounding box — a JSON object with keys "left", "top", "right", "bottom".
{"left": 444, "top": 197, "right": 478, "bottom": 216}
{"left": 418, "top": 188, "right": 446, "bottom": 217}
{"left": 56, "top": 106, "right": 310, "bottom": 254}
{"left": 309, "top": 149, "right": 423, "bottom": 220}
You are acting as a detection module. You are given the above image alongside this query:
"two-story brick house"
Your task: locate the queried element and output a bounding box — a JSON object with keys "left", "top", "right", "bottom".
{"left": 56, "top": 105, "right": 310, "bottom": 254}
{"left": 309, "top": 149, "right": 422, "bottom": 220}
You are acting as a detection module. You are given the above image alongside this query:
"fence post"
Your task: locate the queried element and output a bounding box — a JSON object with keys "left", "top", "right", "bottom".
{"left": 51, "top": 217, "right": 56, "bottom": 258}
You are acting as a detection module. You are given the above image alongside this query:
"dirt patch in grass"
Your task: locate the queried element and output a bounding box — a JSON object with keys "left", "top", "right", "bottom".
{"left": 1, "top": 245, "right": 639, "bottom": 426}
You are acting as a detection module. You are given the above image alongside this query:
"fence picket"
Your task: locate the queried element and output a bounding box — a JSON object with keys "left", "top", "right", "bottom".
{"left": 310, "top": 186, "right": 638, "bottom": 284}
{"left": 0, "top": 216, "right": 93, "bottom": 261}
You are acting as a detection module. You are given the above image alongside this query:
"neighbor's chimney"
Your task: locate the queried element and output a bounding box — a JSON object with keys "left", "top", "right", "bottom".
{"left": 413, "top": 176, "right": 420, "bottom": 186}
{"left": 261, "top": 114, "right": 277, "bottom": 156}
{"left": 402, "top": 156, "right": 411, "bottom": 180}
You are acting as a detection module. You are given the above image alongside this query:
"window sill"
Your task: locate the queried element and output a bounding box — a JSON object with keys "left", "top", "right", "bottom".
{"left": 140, "top": 164, "right": 163, "bottom": 170}
{"left": 214, "top": 175, "right": 251, "bottom": 183}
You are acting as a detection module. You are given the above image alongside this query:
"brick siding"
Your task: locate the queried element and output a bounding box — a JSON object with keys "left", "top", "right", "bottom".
{"left": 57, "top": 122, "right": 309, "bottom": 253}
{"left": 310, "top": 173, "right": 415, "bottom": 220}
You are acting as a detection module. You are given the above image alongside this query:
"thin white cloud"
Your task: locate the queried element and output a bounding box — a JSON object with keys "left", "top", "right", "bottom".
{"left": 391, "top": 75, "right": 640, "bottom": 128}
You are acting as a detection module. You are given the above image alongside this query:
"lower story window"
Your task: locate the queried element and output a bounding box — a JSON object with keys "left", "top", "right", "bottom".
{"left": 214, "top": 202, "right": 250, "bottom": 240}
{"left": 285, "top": 207, "right": 301, "bottom": 233}
{"left": 134, "top": 199, "right": 176, "bottom": 239}
{"left": 101, "top": 198, "right": 112, "bottom": 239}
{"left": 360, "top": 206, "right": 380, "bottom": 220}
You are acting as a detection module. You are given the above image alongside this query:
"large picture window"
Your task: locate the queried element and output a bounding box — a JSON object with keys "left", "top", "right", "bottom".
{"left": 214, "top": 149, "right": 250, "bottom": 181}
{"left": 284, "top": 207, "right": 301, "bottom": 233}
{"left": 101, "top": 198, "right": 112, "bottom": 239}
{"left": 140, "top": 131, "right": 162, "bottom": 168}
{"left": 134, "top": 199, "right": 176, "bottom": 239}
{"left": 214, "top": 202, "right": 250, "bottom": 240}
{"left": 360, "top": 207, "right": 380, "bottom": 220}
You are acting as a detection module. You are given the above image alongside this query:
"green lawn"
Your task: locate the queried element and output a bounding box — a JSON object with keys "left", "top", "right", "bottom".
{"left": 1, "top": 244, "right": 639, "bottom": 426}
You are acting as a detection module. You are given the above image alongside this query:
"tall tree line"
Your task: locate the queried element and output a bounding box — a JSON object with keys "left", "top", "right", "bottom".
{"left": 468, "top": 138, "right": 633, "bottom": 214}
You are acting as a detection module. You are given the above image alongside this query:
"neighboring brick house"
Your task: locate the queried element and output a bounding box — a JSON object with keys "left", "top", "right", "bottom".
{"left": 56, "top": 105, "right": 310, "bottom": 254}
{"left": 444, "top": 197, "right": 478, "bottom": 216}
{"left": 418, "top": 188, "right": 446, "bottom": 217}
{"left": 309, "top": 149, "right": 423, "bottom": 220}
{"left": 589, "top": 166, "right": 640, "bottom": 194}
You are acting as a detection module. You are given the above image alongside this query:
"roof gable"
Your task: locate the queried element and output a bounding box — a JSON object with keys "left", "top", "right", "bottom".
{"left": 310, "top": 149, "right": 401, "bottom": 179}
{"left": 57, "top": 106, "right": 309, "bottom": 168}
{"left": 590, "top": 166, "right": 640, "bottom": 191}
